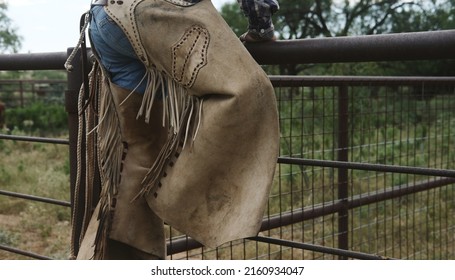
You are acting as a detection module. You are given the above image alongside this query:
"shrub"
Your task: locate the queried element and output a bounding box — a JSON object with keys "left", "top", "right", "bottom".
{"left": 4, "top": 102, "right": 67, "bottom": 136}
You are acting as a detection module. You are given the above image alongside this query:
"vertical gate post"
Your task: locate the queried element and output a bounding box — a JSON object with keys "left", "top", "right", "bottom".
{"left": 65, "top": 48, "right": 84, "bottom": 257}
{"left": 337, "top": 85, "right": 349, "bottom": 259}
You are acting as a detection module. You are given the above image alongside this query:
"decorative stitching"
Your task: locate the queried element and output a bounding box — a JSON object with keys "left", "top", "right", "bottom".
{"left": 172, "top": 25, "right": 209, "bottom": 88}
{"left": 105, "top": 0, "right": 149, "bottom": 65}
{"left": 128, "top": 0, "right": 147, "bottom": 63}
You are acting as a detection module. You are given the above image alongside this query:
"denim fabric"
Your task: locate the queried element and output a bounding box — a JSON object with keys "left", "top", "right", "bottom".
{"left": 89, "top": 1, "right": 279, "bottom": 92}
{"left": 89, "top": 6, "right": 147, "bottom": 94}
{"left": 237, "top": 0, "right": 279, "bottom": 36}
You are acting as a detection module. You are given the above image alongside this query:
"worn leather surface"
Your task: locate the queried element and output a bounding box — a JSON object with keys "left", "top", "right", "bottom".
{"left": 108, "top": 84, "right": 167, "bottom": 258}
{"left": 105, "top": 0, "right": 280, "bottom": 248}
{"left": 77, "top": 84, "right": 168, "bottom": 259}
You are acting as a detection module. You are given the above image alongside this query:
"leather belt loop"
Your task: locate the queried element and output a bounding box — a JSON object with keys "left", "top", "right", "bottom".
{"left": 91, "top": 0, "right": 108, "bottom": 6}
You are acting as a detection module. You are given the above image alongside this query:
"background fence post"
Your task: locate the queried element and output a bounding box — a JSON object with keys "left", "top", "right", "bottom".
{"left": 337, "top": 85, "right": 349, "bottom": 259}
{"left": 65, "top": 48, "right": 84, "bottom": 257}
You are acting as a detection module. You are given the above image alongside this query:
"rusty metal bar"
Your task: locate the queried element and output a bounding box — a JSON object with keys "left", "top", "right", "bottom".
{"left": 167, "top": 236, "right": 202, "bottom": 256}
{"left": 0, "top": 244, "right": 52, "bottom": 260}
{"left": 337, "top": 85, "right": 349, "bottom": 258}
{"left": 278, "top": 158, "right": 455, "bottom": 178}
{"left": 167, "top": 235, "right": 393, "bottom": 259}
{"left": 249, "top": 236, "right": 391, "bottom": 260}
{"left": 0, "top": 31, "right": 454, "bottom": 72}
{"left": 261, "top": 178, "right": 455, "bottom": 230}
{"left": 0, "top": 52, "right": 67, "bottom": 70}
{"left": 0, "top": 134, "right": 68, "bottom": 145}
{"left": 0, "top": 79, "right": 66, "bottom": 83}
{"left": 246, "top": 30, "right": 455, "bottom": 64}
{"left": 270, "top": 75, "right": 455, "bottom": 87}
{"left": 0, "top": 190, "right": 70, "bottom": 208}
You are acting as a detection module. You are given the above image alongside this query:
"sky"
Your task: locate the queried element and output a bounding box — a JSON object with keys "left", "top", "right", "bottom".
{"left": 4, "top": 0, "right": 232, "bottom": 53}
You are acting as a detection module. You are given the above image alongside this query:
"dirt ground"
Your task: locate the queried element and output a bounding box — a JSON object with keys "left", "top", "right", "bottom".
{"left": 0, "top": 213, "right": 71, "bottom": 260}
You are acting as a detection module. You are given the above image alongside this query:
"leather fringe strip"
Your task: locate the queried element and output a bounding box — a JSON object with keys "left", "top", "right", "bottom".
{"left": 74, "top": 65, "right": 203, "bottom": 259}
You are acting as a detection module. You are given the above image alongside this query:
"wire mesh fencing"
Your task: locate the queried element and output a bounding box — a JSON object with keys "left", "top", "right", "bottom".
{"left": 166, "top": 76, "right": 455, "bottom": 260}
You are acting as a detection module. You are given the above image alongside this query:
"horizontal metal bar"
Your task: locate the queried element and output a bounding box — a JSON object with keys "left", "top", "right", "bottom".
{"left": 0, "top": 30, "right": 453, "bottom": 72}
{"left": 349, "top": 177, "right": 455, "bottom": 208}
{"left": 270, "top": 75, "right": 455, "bottom": 87}
{"left": 0, "top": 190, "right": 70, "bottom": 208}
{"left": 0, "top": 134, "right": 69, "bottom": 145}
{"left": 261, "top": 178, "right": 455, "bottom": 231}
{"left": 246, "top": 30, "right": 455, "bottom": 64}
{"left": 167, "top": 235, "right": 392, "bottom": 259}
{"left": 0, "top": 79, "right": 66, "bottom": 84}
{"left": 249, "top": 236, "right": 392, "bottom": 260}
{"left": 167, "top": 177, "right": 454, "bottom": 256}
{"left": 167, "top": 236, "right": 202, "bottom": 256}
{"left": 0, "top": 52, "right": 68, "bottom": 71}
{"left": 278, "top": 157, "right": 455, "bottom": 178}
{"left": 4, "top": 75, "right": 454, "bottom": 91}
{"left": 0, "top": 244, "right": 52, "bottom": 260}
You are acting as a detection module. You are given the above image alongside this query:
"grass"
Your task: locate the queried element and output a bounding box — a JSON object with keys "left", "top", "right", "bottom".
{"left": 0, "top": 134, "right": 71, "bottom": 260}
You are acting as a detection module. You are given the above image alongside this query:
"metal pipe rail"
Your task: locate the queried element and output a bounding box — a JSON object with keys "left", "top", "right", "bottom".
{"left": 248, "top": 236, "right": 393, "bottom": 260}
{"left": 0, "top": 134, "right": 69, "bottom": 145}
{"left": 165, "top": 235, "right": 392, "bottom": 260}
{"left": 0, "top": 190, "right": 70, "bottom": 208}
{"left": 270, "top": 75, "right": 455, "bottom": 87}
{"left": 0, "top": 52, "right": 67, "bottom": 71}
{"left": 246, "top": 29, "right": 455, "bottom": 64}
{"left": 279, "top": 158, "right": 455, "bottom": 178}
{"left": 0, "top": 244, "right": 52, "bottom": 260}
{"left": 261, "top": 177, "right": 455, "bottom": 231}
{"left": 1, "top": 30, "right": 455, "bottom": 70}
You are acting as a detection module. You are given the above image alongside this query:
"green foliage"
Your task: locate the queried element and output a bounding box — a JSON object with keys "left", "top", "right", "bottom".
{"left": 30, "top": 70, "right": 66, "bottom": 80}
{"left": 0, "top": 2, "right": 22, "bottom": 53}
{"left": 0, "top": 70, "right": 21, "bottom": 79}
{"left": 0, "top": 230, "right": 18, "bottom": 246}
{"left": 5, "top": 101, "right": 67, "bottom": 136}
{"left": 0, "top": 164, "right": 11, "bottom": 184}
{"left": 220, "top": 2, "right": 248, "bottom": 37}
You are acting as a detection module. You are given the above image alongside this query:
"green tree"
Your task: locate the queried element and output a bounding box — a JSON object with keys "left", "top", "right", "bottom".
{"left": 383, "top": 0, "right": 455, "bottom": 76}
{"left": 0, "top": 2, "right": 21, "bottom": 53}
{"left": 219, "top": 2, "right": 248, "bottom": 37}
{"left": 389, "top": 0, "right": 455, "bottom": 33}
{"left": 231, "top": 0, "right": 421, "bottom": 39}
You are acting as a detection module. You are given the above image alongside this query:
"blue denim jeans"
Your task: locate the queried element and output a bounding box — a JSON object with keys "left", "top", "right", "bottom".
{"left": 89, "top": 6, "right": 147, "bottom": 94}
